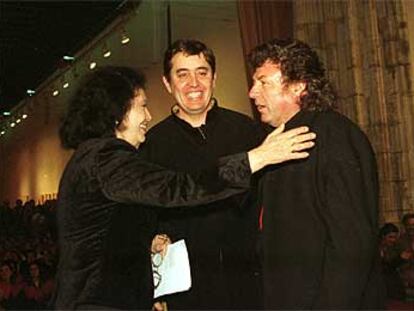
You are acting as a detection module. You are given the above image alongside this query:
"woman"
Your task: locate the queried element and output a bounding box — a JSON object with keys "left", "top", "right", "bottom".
{"left": 52, "top": 66, "right": 314, "bottom": 310}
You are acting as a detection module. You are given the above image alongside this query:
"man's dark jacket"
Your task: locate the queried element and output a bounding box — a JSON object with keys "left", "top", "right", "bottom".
{"left": 261, "top": 109, "right": 384, "bottom": 310}
{"left": 51, "top": 137, "right": 251, "bottom": 310}
{"left": 140, "top": 103, "right": 263, "bottom": 309}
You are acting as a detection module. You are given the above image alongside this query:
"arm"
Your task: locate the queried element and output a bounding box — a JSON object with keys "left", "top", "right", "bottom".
{"left": 97, "top": 140, "right": 251, "bottom": 207}
{"left": 97, "top": 125, "right": 315, "bottom": 208}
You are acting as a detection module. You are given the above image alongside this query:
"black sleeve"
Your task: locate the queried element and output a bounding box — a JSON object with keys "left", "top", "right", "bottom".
{"left": 96, "top": 139, "right": 251, "bottom": 207}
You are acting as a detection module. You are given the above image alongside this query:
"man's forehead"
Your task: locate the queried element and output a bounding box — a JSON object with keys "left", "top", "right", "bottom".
{"left": 253, "top": 61, "right": 281, "bottom": 79}
{"left": 171, "top": 52, "right": 210, "bottom": 69}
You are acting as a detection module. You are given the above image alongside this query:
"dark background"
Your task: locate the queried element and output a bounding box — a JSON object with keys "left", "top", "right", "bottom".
{"left": 0, "top": 0, "right": 128, "bottom": 113}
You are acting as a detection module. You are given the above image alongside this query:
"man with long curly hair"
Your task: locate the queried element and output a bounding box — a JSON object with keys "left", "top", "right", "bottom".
{"left": 248, "top": 38, "right": 384, "bottom": 310}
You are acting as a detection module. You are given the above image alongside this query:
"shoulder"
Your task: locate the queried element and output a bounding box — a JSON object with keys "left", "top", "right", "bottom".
{"left": 215, "top": 107, "right": 255, "bottom": 125}
{"left": 76, "top": 137, "right": 134, "bottom": 156}
{"left": 312, "top": 110, "right": 375, "bottom": 159}
{"left": 212, "top": 107, "right": 259, "bottom": 137}
{"left": 144, "top": 116, "right": 176, "bottom": 141}
{"left": 147, "top": 116, "right": 176, "bottom": 133}
{"left": 311, "top": 110, "right": 368, "bottom": 139}
{"left": 63, "top": 137, "right": 134, "bottom": 173}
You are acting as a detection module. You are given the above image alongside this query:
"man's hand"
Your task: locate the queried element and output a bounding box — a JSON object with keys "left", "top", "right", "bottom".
{"left": 151, "top": 234, "right": 171, "bottom": 257}
{"left": 248, "top": 124, "right": 316, "bottom": 173}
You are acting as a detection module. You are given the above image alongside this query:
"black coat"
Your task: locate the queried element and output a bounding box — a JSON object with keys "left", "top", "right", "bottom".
{"left": 260, "top": 110, "right": 384, "bottom": 310}
{"left": 140, "top": 103, "right": 263, "bottom": 309}
{"left": 52, "top": 137, "right": 251, "bottom": 310}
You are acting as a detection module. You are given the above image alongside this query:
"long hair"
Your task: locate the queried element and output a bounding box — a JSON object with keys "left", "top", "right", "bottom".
{"left": 163, "top": 39, "right": 216, "bottom": 81}
{"left": 59, "top": 66, "right": 146, "bottom": 149}
{"left": 248, "top": 38, "right": 336, "bottom": 111}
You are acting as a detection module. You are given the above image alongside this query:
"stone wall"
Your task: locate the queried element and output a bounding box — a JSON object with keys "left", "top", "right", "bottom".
{"left": 294, "top": 0, "right": 414, "bottom": 223}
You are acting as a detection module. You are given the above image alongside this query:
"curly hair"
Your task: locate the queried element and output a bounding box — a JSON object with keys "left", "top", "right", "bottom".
{"left": 59, "top": 66, "right": 146, "bottom": 149}
{"left": 163, "top": 39, "right": 216, "bottom": 81}
{"left": 248, "top": 38, "right": 336, "bottom": 111}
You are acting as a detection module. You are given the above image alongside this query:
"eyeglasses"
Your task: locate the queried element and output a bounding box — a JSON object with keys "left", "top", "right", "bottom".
{"left": 151, "top": 253, "right": 163, "bottom": 289}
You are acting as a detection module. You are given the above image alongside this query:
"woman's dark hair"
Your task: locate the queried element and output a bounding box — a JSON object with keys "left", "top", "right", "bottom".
{"left": 59, "top": 66, "right": 146, "bottom": 149}
{"left": 248, "top": 38, "right": 337, "bottom": 111}
{"left": 163, "top": 39, "right": 216, "bottom": 81}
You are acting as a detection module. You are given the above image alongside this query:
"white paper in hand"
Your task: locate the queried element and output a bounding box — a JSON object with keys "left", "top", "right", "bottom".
{"left": 152, "top": 239, "right": 192, "bottom": 298}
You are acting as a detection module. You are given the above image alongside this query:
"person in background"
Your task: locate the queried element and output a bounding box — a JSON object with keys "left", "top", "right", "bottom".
{"left": 22, "top": 260, "right": 55, "bottom": 309}
{"left": 0, "top": 260, "right": 23, "bottom": 309}
{"left": 379, "top": 223, "right": 405, "bottom": 301}
{"left": 397, "top": 213, "right": 414, "bottom": 301}
{"left": 52, "top": 65, "right": 315, "bottom": 310}
{"left": 248, "top": 38, "right": 384, "bottom": 309}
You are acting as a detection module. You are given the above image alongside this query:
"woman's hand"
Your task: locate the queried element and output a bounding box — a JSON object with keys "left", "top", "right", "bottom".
{"left": 248, "top": 124, "right": 316, "bottom": 173}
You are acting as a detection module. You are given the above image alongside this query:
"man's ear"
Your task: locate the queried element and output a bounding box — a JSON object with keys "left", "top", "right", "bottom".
{"left": 212, "top": 72, "right": 217, "bottom": 88}
{"left": 162, "top": 76, "right": 172, "bottom": 94}
{"left": 291, "top": 81, "right": 307, "bottom": 97}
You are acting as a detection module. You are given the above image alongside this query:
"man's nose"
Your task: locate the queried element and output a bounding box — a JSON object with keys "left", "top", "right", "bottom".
{"left": 188, "top": 73, "right": 199, "bottom": 87}
{"left": 249, "top": 84, "right": 259, "bottom": 99}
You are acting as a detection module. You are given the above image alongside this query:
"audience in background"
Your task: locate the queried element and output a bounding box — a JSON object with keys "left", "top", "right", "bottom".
{"left": 379, "top": 223, "right": 405, "bottom": 300}
{"left": 0, "top": 260, "right": 23, "bottom": 309}
{"left": 21, "top": 261, "right": 54, "bottom": 309}
{"left": 0, "top": 199, "right": 57, "bottom": 310}
{"left": 1, "top": 195, "right": 414, "bottom": 310}
{"left": 397, "top": 214, "right": 414, "bottom": 302}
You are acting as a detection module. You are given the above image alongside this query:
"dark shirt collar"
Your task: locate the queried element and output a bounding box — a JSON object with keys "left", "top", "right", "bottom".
{"left": 171, "top": 97, "right": 219, "bottom": 128}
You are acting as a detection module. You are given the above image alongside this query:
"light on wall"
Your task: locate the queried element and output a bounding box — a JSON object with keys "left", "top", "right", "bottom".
{"left": 103, "top": 43, "right": 111, "bottom": 58}
{"left": 52, "top": 90, "right": 59, "bottom": 97}
{"left": 63, "top": 55, "right": 75, "bottom": 61}
{"left": 63, "top": 82, "right": 69, "bottom": 89}
{"left": 121, "top": 28, "right": 130, "bottom": 45}
{"left": 89, "top": 61, "right": 97, "bottom": 70}
{"left": 27, "top": 89, "right": 36, "bottom": 96}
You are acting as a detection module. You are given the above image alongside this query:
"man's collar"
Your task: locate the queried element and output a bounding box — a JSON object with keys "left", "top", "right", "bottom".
{"left": 171, "top": 98, "right": 219, "bottom": 126}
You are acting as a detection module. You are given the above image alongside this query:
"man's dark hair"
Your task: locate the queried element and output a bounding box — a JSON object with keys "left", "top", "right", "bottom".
{"left": 248, "top": 38, "right": 336, "bottom": 111}
{"left": 402, "top": 213, "right": 414, "bottom": 227}
{"left": 163, "top": 39, "right": 216, "bottom": 81}
{"left": 59, "top": 66, "right": 146, "bottom": 149}
{"left": 379, "top": 222, "right": 399, "bottom": 238}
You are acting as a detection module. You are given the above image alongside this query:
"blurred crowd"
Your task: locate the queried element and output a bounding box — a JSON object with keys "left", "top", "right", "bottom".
{"left": 380, "top": 213, "right": 414, "bottom": 306}
{"left": 0, "top": 199, "right": 57, "bottom": 310}
{"left": 1, "top": 197, "right": 414, "bottom": 310}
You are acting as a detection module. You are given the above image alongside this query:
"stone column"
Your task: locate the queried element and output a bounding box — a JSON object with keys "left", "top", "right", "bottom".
{"left": 293, "top": 0, "right": 414, "bottom": 223}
